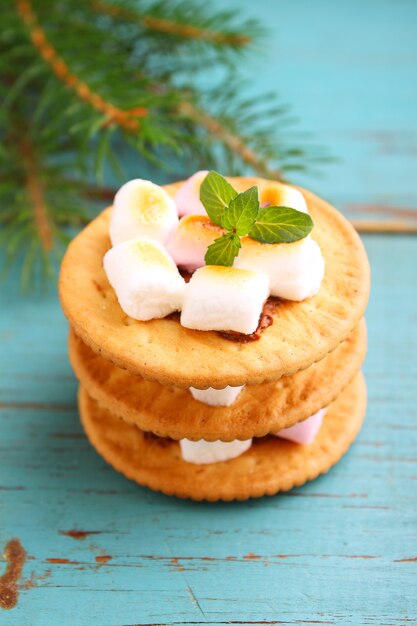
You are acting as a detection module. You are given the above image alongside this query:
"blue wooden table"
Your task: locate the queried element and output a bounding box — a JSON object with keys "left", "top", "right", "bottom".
{"left": 1, "top": 1, "right": 417, "bottom": 624}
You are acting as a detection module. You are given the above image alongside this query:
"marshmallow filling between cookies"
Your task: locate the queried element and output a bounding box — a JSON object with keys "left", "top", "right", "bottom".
{"left": 189, "top": 385, "right": 244, "bottom": 406}
{"left": 103, "top": 172, "right": 325, "bottom": 336}
{"left": 179, "top": 407, "right": 327, "bottom": 465}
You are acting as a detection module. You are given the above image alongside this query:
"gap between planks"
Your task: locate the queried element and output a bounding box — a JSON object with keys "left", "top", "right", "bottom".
{"left": 351, "top": 220, "right": 417, "bottom": 234}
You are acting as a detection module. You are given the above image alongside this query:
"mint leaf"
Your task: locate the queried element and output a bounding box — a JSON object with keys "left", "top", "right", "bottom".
{"left": 200, "top": 171, "right": 238, "bottom": 226}
{"left": 204, "top": 232, "right": 241, "bottom": 266}
{"left": 222, "top": 186, "right": 259, "bottom": 235}
{"left": 249, "top": 206, "right": 313, "bottom": 243}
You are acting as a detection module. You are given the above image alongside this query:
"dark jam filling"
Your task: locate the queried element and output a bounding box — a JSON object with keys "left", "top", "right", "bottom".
{"left": 219, "top": 297, "right": 280, "bottom": 343}
{"left": 143, "top": 431, "right": 173, "bottom": 447}
{"left": 178, "top": 267, "right": 193, "bottom": 283}
{"left": 171, "top": 266, "right": 281, "bottom": 343}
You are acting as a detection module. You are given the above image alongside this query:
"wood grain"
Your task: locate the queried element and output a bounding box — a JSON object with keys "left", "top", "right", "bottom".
{"left": 1, "top": 234, "right": 416, "bottom": 625}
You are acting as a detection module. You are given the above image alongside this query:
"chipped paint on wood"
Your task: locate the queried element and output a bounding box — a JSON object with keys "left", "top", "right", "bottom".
{"left": 59, "top": 530, "right": 104, "bottom": 540}
{"left": 0, "top": 540, "right": 26, "bottom": 610}
{"left": 95, "top": 555, "right": 112, "bottom": 564}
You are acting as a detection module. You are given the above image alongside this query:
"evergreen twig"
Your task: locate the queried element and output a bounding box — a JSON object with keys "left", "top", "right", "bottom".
{"left": 20, "top": 133, "right": 53, "bottom": 251}
{"left": 92, "top": 0, "right": 252, "bottom": 46}
{"left": 0, "top": 0, "right": 329, "bottom": 288}
{"left": 178, "top": 101, "right": 282, "bottom": 180}
{"left": 16, "top": 0, "right": 148, "bottom": 131}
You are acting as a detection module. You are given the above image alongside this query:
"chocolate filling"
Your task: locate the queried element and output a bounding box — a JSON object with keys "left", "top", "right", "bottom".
{"left": 178, "top": 267, "right": 193, "bottom": 283}
{"left": 219, "top": 297, "right": 280, "bottom": 343}
{"left": 172, "top": 266, "right": 281, "bottom": 343}
{"left": 143, "top": 431, "right": 174, "bottom": 447}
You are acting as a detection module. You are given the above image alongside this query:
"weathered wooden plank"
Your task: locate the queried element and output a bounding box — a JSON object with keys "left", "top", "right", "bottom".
{"left": 195, "top": 0, "right": 417, "bottom": 218}
{"left": 1, "top": 235, "right": 416, "bottom": 625}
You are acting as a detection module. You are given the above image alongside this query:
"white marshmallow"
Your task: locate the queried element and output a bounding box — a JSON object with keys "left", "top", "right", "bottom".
{"left": 103, "top": 239, "right": 185, "bottom": 321}
{"left": 259, "top": 182, "right": 308, "bottom": 214}
{"left": 189, "top": 385, "right": 245, "bottom": 407}
{"left": 174, "top": 170, "right": 209, "bottom": 216}
{"left": 110, "top": 179, "right": 178, "bottom": 245}
{"left": 234, "top": 236, "right": 325, "bottom": 301}
{"left": 166, "top": 215, "right": 224, "bottom": 272}
{"left": 274, "top": 408, "right": 326, "bottom": 445}
{"left": 180, "top": 266, "right": 270, "bottom": 335}
{"left": 180, "top": 438, "right": 252, "bottom": 465}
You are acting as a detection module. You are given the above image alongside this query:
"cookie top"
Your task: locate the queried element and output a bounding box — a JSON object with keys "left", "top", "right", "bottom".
{"left": 69, "top": 320, "right": 366, "bottom": 441}
{"left": 59, "top": 177, "right": 370, "bottom": 388}
{"left": 78, "top": 372, "right": 367, "bottom": 501}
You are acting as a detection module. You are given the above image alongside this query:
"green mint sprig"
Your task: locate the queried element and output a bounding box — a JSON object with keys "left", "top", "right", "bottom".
{"left": 200, "top": 171, "right": 314, "bottom": 266}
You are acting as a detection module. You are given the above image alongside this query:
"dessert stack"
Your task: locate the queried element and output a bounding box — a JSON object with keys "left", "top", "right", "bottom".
{"left": 59, "top": 172, "right": 370, "bottom": 501}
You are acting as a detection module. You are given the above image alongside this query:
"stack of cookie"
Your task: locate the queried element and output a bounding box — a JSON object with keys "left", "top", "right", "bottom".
{"left": 59, "top": 175, "right": 370, "bottom": 501}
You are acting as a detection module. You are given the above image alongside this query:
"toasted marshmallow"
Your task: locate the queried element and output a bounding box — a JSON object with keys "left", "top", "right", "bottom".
{"left": 166, "top": 215, "right": 224, "bottom": 272}
{"left": 110, "top": 179, "right": 178, "bottom": 246}
{"left": 180, "top": 266, "right": 270, "bottom": 335}
{"left": 234, "top": 236, "right": 324, "bottom": 301}
{"left": 104, "top": 239, "right": 185, "bottom": 320}
{"left": 189, "top": 385, "right": 245, "bottom": 407}
{"left": 180, "top": 438, "right": 252, "bottom": 465}
{"left": 274, "top": 408, "right": 326, "bottom": 445}
{"left": 259, "top": 182, "right": 308, "bottom": 214}
{"left": 175, "top": 170, "right": 209, "bottom": 216}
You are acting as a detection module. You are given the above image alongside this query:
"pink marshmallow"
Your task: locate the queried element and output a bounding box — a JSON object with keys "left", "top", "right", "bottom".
{"left": 174, "top": 170, "right": 209, "bottom": 217}
{"left": 274, "top": 408, "right": 326, "bottom": 445}
{"left": 166, "top": 215, "right": 225, "bottom": 271}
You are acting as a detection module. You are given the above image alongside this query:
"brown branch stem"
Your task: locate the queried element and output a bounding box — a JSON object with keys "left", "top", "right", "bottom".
{"left": 92, "top": 0, "right": 251, "bottom": 46}
{"left": 178, "top": 101, "right": 283, "bottom": 180}
{"left": 16, "top": 0, "right": 147, "bottom": 131}
{"left": 20, "top": 135, "right": 53, "bottom": 251}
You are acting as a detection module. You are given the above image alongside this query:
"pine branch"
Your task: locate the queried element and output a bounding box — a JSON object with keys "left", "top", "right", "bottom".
{"left": 17, "top": 0, "right": 285, "bottom": 179}
{"left": 0, "top": 0, "right": 330, "bottom": 289}
{"left": 16, "top": 0, "right": 148, "bottom": 131}
{"left": 178, "top": 100, "right": 283, "bottom": 180}
{"left": 19, "top": 133, "right": 53, "bottom": 251}
{"left": 92, "top": 0, "right": 251, "bottom": 46}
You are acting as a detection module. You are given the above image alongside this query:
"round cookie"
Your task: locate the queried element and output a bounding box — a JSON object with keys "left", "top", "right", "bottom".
{"left": 69, "top": 320, "right": 366, "bottom": 441}
{"left": 60, "top": 177, "right": 370, "bottom": 388}
{"left": 79, "top": 373, "right": 367, "bottom": 501}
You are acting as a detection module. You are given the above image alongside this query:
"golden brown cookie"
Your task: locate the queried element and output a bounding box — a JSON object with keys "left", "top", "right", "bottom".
{"left": 69, "top": 320, "right": 366, "bottom": 441}
{"left": 79, "top": 372, "right": 367, "bottom": 501}
{"left": 60, "top": 178, "right": 370, "bottom": 388}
